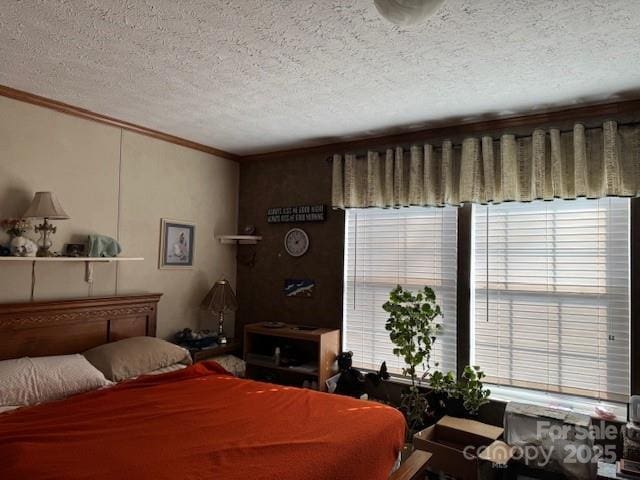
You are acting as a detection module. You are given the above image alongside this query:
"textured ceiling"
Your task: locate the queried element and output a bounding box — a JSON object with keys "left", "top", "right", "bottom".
{"left": 1, "top": 1, "right": 640, "bottom": 155}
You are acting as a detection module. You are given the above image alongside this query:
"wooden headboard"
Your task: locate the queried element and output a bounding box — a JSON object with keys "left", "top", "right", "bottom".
{"left": 0, "top": 294, "right": 162, "bottom": 361}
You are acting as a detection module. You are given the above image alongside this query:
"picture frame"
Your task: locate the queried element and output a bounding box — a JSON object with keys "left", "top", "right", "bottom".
{"left": 63, "top": 243, "right": 86, "bottom": 258}
{"left": 284, "top": 279, "right": 315, "bottom": 297}
{"left": 159, "top": 219, "right": 195, "bottom": 269}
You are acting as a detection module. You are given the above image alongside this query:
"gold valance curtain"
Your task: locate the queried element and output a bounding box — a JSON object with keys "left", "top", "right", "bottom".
{"left": 331, "top": 121, "right": 640, "bottom": 208}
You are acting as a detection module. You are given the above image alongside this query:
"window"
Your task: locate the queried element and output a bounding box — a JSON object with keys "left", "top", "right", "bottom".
{"left": 472, "top": 198, "right": 630, "bottom": 402}
{"left": 342, "top": 198, "right": 631, "bottom": 407}
{"left": 343, "top": 207, "right": 458, "bottom": 376}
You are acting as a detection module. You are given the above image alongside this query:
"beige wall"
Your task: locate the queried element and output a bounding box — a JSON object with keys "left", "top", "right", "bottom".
{"left": 0, "top": 96, "right": 239, "bottom": 339}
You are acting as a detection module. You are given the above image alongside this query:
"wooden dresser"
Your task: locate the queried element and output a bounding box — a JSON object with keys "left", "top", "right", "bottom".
{"left": 243, "top": 322, "right": 340, "bottom": 392}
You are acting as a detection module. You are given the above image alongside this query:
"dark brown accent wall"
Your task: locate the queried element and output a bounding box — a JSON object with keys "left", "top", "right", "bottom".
{"left": 236, "top": 106, "right": 640, "bottom": 365}
{"left": 235, "top": 153, "right": 344, "bottom": 339}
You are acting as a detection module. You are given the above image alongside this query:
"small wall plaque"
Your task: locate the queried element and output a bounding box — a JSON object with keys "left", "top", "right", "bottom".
{"left": 267, "top": 204, "right": 326, "bottom": 224}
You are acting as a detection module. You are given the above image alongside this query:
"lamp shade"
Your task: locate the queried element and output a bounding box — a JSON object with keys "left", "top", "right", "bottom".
{"left": 374, "top": 0, "right": 445, "bottom": 26}
{"left": 201, "top": 279, "right": 238, "bottom": 314}
{"left": 23, "top": 192, "right": 70, "bottom": 220}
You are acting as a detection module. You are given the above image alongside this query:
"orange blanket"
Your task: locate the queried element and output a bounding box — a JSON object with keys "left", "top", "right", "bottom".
{"left": 0, "top": 362, "right": 405, "bottom": 480}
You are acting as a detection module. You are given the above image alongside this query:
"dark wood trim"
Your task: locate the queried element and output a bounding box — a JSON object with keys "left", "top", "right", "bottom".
{"left": 0, "top": 293, "right": 162, "bottom": 360}
{"left": 631, "top": 199, "right": 640, "bottom": 395}
{"left": 0, "top": 293, "right": 163, "bottom": 314}
{"left": 456, "top": 204, "right": 472, "bottom": 379}
{"left": 241, "top": 98, "right": 640, "bottom": 162}
{"left": 0, "top": 84, "right": 239, "bottom": 161}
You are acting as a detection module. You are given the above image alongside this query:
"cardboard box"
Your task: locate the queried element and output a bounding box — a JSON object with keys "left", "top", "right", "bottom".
{"left": 504, "top": 402, "right": 596, "bottom": 480}
{"left": 413, "top": 416, "right": 513, "bottom": 480}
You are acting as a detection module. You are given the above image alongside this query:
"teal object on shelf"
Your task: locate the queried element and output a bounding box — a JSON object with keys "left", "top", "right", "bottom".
{"left": 87, "top": 235, "right": 122, "bottom": 258}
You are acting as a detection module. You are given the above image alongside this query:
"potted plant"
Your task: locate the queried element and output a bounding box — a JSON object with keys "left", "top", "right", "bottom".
{"left": 429, "top": 365, "right": 491, "bottom": 418}
{"left": 383, "top": 285, "right": 443, "bottom": 436}
{"left": 1, "top": 218, "right": 32, "bottom": 237}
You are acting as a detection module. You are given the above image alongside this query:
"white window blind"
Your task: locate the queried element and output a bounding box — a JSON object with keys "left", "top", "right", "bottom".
{"left": 472, "top": 198, "right": 630, "bottom": 402}
{"left": 343, "top": 207, "right": 458, "bottom": 376}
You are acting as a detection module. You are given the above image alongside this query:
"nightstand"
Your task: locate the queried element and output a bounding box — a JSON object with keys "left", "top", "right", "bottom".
{"left": 183, "top": 340, "right": 241, "bottom": 363}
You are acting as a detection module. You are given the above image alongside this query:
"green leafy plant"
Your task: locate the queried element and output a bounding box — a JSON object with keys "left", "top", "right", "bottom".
{"left": 383, "top": 285, "right": 443, "bottom": 433}
{"left": 428, "top": 370, "right": 457, "bottom": 395}
{"left": 429, "top": 365, "right": 491, "bottom": 416}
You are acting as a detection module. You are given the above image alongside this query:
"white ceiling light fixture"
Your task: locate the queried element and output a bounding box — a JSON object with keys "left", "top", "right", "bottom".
{"left": 374, "top": 0, "right": 445, "bottom": 26}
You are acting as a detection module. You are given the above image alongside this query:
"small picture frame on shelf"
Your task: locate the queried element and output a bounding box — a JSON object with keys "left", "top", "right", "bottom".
{"left": 159, "top": 219, "right": 195, "bottom": 269}
{"left": 63, "top": 243, "right": 86, "bottom": 257}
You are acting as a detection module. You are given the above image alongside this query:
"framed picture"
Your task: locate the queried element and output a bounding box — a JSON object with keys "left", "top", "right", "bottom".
{"left": 159, "top": 219, "right": 195, "bottom": 269}
{"left": 284, "top": 279, "right": 315, "bottom": 297}
{"left": 63, "top": 243, "right": 86, "bottom": 257}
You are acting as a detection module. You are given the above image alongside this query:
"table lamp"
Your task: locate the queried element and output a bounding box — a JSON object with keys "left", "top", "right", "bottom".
{"left": 23, "top": 192, "right": 70, "bottom": 257}
{"left": 201, "top": 279, "right": 238, "bottom": 345}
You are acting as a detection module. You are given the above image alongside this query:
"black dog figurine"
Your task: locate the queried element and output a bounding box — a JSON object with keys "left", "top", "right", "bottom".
{"left": 335, "top": 351, "right": 366, "bottom": 397}
{"left": 335, "top": 353, "right": 391, "bottom": 399}
{"left": 365, "top": 361, "right": 390, "bottom": 387}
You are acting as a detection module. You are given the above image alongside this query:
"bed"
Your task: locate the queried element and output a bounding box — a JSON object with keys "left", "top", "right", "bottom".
{"left": 0, "top": 294, "right": 427, "bottom": 480}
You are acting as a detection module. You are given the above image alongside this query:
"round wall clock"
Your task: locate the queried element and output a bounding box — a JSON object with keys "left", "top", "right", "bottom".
{"left": 284, "top": 228, "right": 309, "bottom": 257}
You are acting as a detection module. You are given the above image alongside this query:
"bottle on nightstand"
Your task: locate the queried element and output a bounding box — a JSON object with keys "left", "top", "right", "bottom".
{"left": 274, "top": 347, "right": 281, "bottom": 367}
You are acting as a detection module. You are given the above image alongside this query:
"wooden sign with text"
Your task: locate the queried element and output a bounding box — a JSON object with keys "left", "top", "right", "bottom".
{"left": 267, "top": 204, "right": 326, "bottom": 223}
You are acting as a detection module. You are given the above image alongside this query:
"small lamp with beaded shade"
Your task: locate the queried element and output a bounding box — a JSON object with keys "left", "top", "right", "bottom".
{"left": 23, "top": 192, "right": 70, "bottom": 257}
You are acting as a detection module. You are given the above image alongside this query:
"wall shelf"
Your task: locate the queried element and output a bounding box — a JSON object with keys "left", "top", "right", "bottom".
{"left": 0, "top": 257, "right": 144, "bottom": 299}
{"left": 217, "top": 235, "right": 262, "bottom": 245}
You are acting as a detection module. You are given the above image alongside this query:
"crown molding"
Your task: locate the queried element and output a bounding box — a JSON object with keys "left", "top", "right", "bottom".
{"left": 0, "top": 84, "right": 239, "bottom": 161}
{"left": 3, "top": 83, "right": 639, "bottom": 164}
{"left": 241, "top": 98, "right": 640, "bottom": 162}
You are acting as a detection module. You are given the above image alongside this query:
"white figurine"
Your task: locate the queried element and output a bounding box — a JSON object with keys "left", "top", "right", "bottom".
{"left": 10, "top": 236, "right": 38, "bottom": 257}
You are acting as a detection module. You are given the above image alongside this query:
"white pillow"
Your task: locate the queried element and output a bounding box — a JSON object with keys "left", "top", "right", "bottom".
{"left": 0, "top": 354, "right": 112, "bottom": 407}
